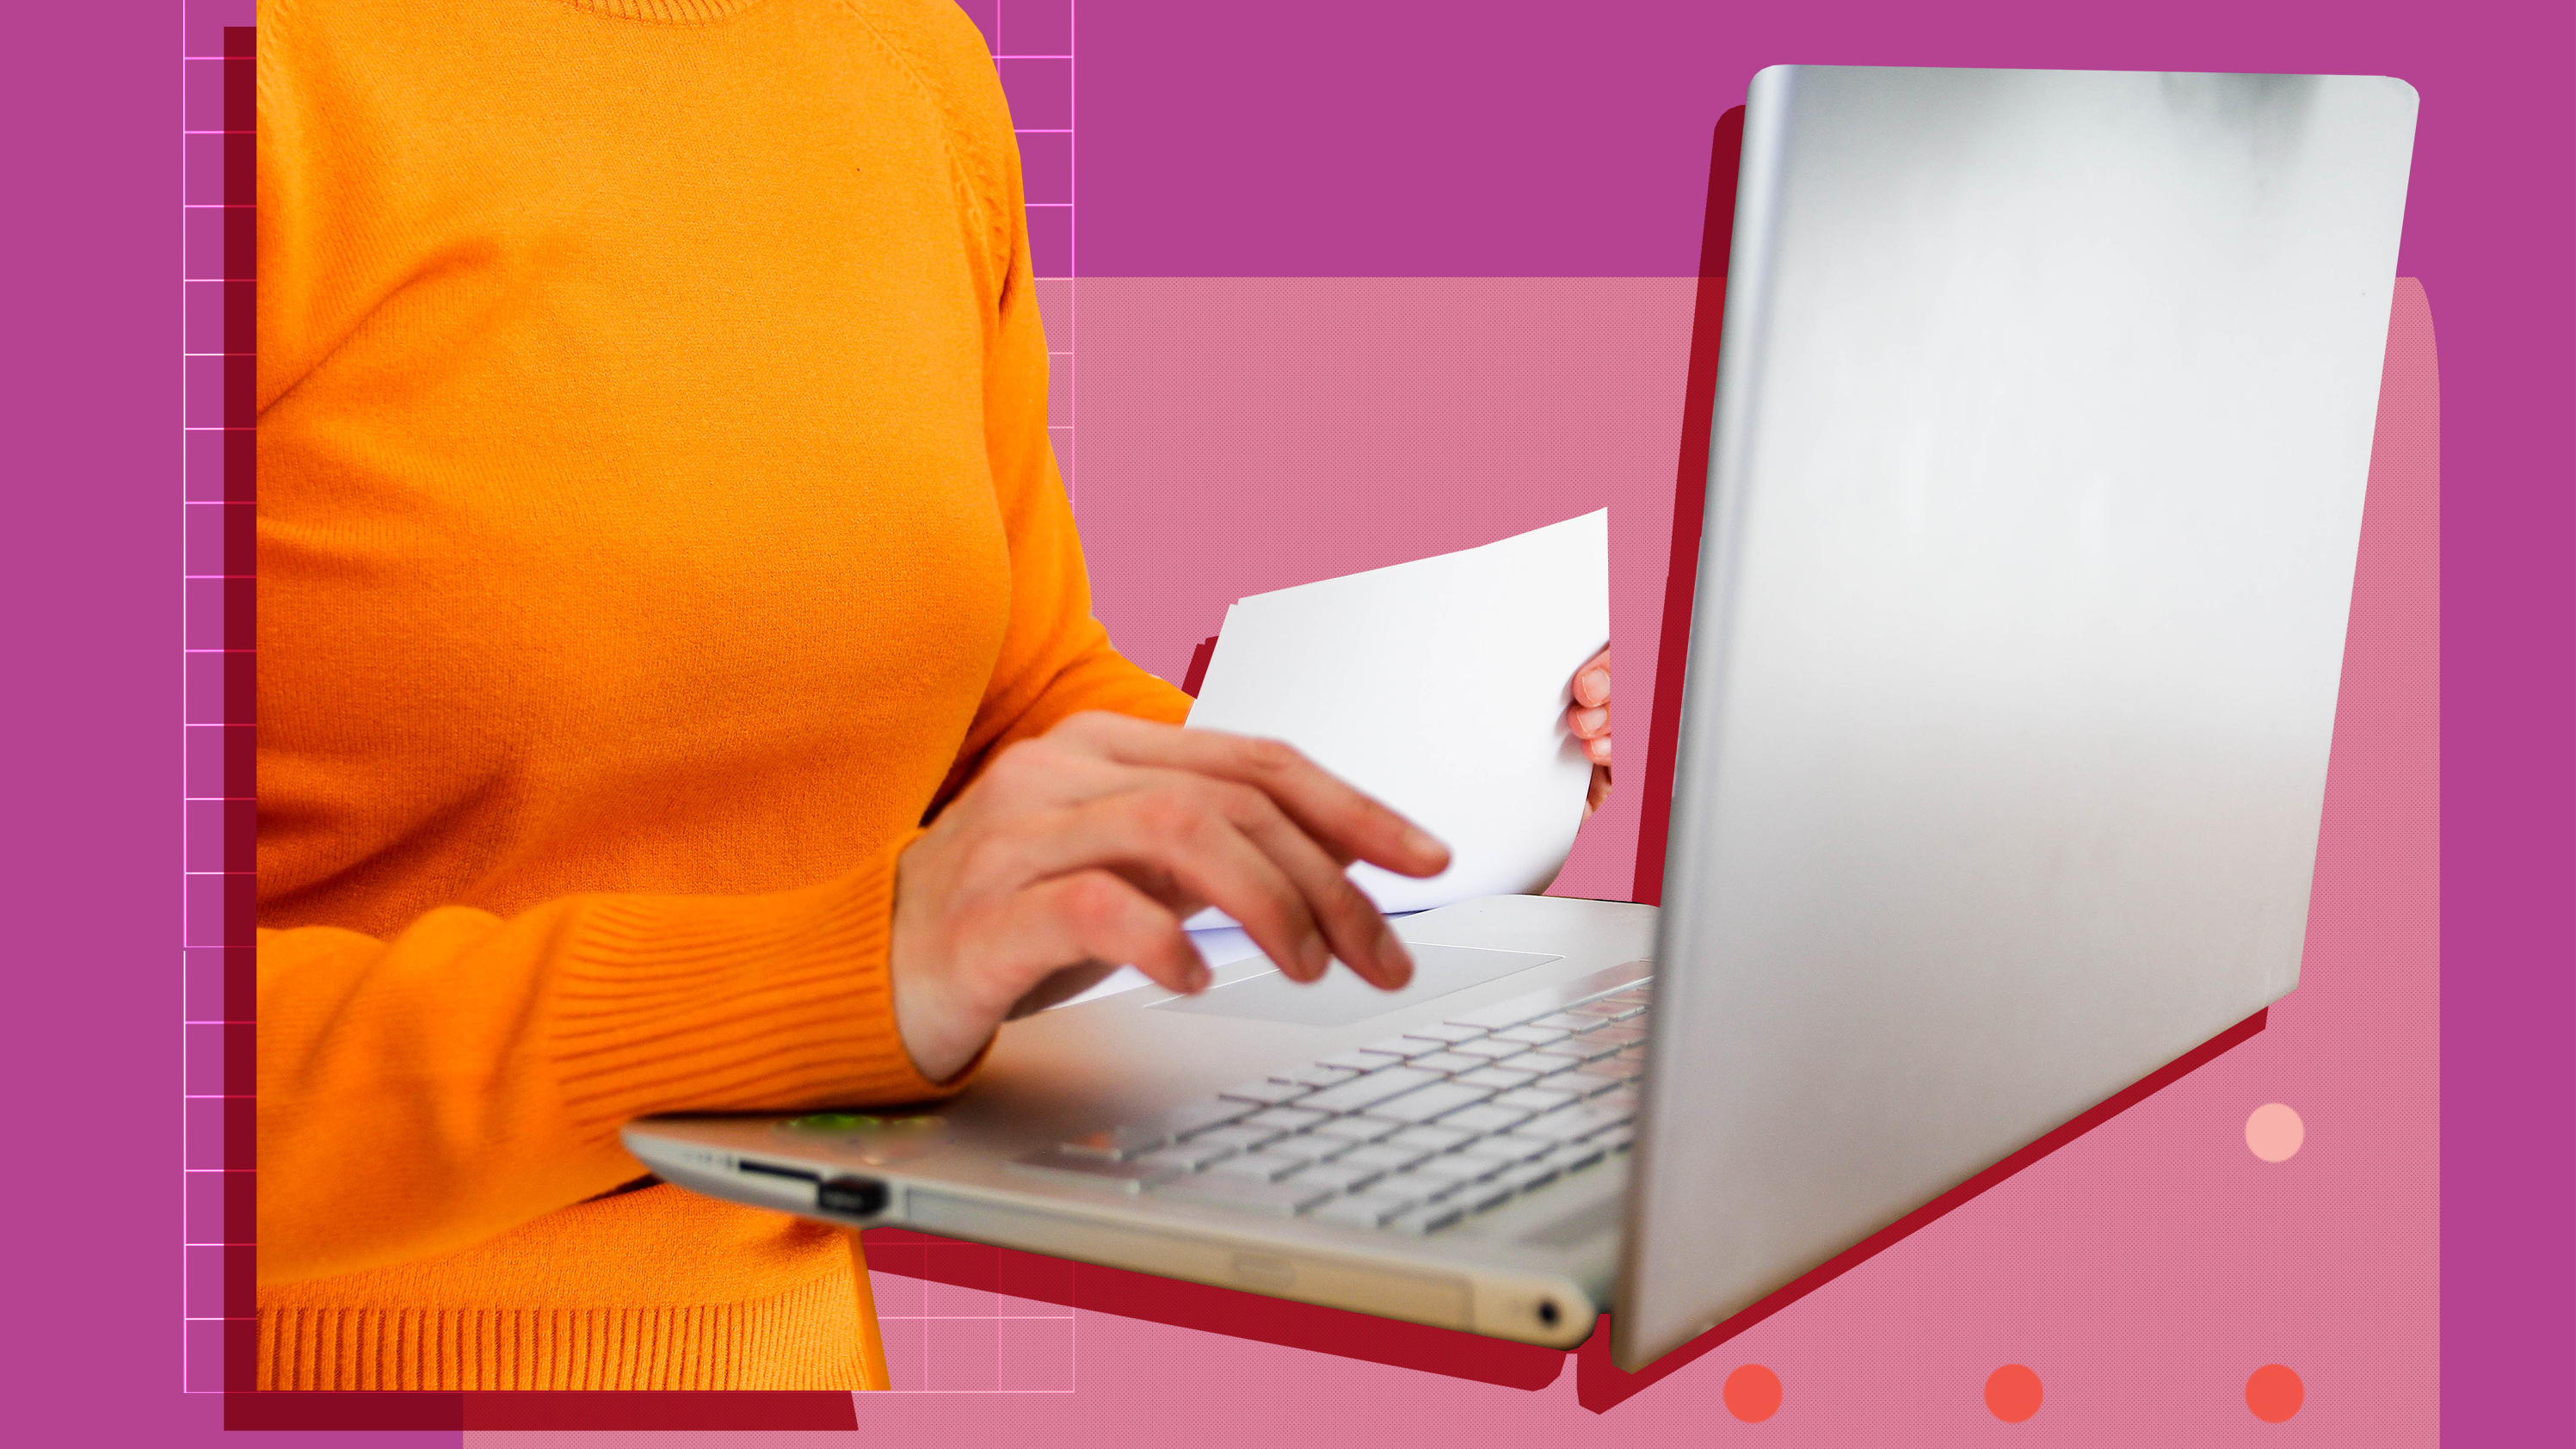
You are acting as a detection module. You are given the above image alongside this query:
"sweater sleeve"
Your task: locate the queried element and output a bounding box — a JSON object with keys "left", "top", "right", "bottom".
{"left": 920, "top": 28, "right": 1197, "bottom": 817}
{"left": 255, "top": 831, "right": 971, "bottom": 1286}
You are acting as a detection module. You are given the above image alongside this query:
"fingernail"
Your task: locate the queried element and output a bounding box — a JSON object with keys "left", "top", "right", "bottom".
{"left": 1301, "top": 934, "right": 1331, "bottom": 980}
{"left": 1188, "top": 960, "right": 1212, "bottom": 991}
{"left": 1403, "top": 826, "right": 1446, "bottom": 864}
{"left": 1581, "top": 668, "right": 1609, "bottom": 701}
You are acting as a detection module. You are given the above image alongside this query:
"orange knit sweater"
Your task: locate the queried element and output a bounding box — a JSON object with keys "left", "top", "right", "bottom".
{"left": 254, "top": 0, "right": 1189, "bottom": 1390}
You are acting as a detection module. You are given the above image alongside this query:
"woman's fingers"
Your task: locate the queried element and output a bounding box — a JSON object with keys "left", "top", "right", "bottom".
{"left": 975, "top": 777, "right": 1412, "bottom": 990}
{"left": 1573, "top": 648, "right": 1612, "bottom": 708}
{"left": 1046, "top": 712, "right": 1451, "bottom": 880}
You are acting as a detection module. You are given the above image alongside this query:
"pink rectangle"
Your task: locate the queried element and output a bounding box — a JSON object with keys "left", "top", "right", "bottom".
{"left": 181, "top": 0, "right": 252, "bottom": 59}
{"left": 183, "top": 205, "right": 250, "bottom": 281}
{"left": 181, "top": 57, "right": 244, "bottom": 133}
{"left": 1026, "top": 201, "right": 1071, "bottom": 280}
{"left": 996, "top": 0, "right": 1073, "bottom": 57}
{"left": 184, "top": 428, "right": 250, "bottom": 500}
{"left": 183, "top": 355, "right": 250, "bottom": 428}
{"left": 924, "top": 1317, "right": 1001, "bottom": 1391}
{"left": 1046, "top": 351, "right": 1072, "bottom": 428}
{"left": 183, "top": 798, "right": 244, "bottom": 872}
{"left": 183, "top": 724, "right": 251, "bottom": 798}
{"left": 182, "top": 133, "right": 244, "bottom": 205}
{"left": 1018, "top": 128, "right": 1072, "bottom": 205}
{"left": 183, "top": 1320, "right": 235, "bottom": 1394}
{"left": 184, "top": 874, "right": 253, "bottom": 950}
{"left": 183, "top": 279, "right": 243, "bottom": 355}
{"left": 183, "top": 1097, "right": 243, "bottom": 1169}
{"left": 997, "top": 1316, "right": 1075, "bottom": 1391}
{"left": 183, "top": 947, "right": 247, "bottom": 1023}
{"left": 995, "top": 57, "right": 1071, "bottom": 130}
{"left": 184, "top": 504, "right": 250, "bottom": 577}
{"left": 184, "top": 651, "right": 252, "bottom": 725}
{"left": 183, "top": 1162, "right": 242, "bottom": 1243}
{"left": 1033, "top": 278, "right": 1072, "bottom": 349}
{"left": 182, "top": 578, "right": 250, "bottom": 649}
{"left": 184, "top": 1244, "right": 250, "bottom": 1319}
{"left": 184, "top": 1021, "right": 251, "bottom": 1096}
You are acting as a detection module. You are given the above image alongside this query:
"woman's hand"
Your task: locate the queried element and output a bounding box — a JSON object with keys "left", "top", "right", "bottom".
{"left": 1568, "top": 646, "right": 1613, "bottom": 814}
{"left": 887, "top": 711, "right": 1452, "bottom": 1082}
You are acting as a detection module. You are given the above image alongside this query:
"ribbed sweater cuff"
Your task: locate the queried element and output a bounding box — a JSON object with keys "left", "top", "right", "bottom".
{"left": 545, "top": 829, "right": 952, "bottom": 1144}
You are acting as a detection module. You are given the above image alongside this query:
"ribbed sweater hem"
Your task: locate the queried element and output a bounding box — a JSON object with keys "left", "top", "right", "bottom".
{"left": 256, "top": 1267, "right": 863, "bottom": 1390}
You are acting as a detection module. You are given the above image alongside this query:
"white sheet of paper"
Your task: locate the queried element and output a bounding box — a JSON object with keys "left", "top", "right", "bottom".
{"left": 1182, "top": 509, "right": 1610, "bottom": 920}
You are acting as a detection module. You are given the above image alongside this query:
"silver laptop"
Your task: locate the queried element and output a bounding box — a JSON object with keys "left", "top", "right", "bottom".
{"left": 624, "top": 64, "right": 2416, "bottom": 1373}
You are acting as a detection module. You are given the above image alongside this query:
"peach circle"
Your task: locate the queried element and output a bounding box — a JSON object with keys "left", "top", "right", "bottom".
{"left": 2246, "top": 1363, "right": 2304, "bottom": 1421}
{"left": 1722, "top": 1363, "right": 1783, "bottom": 1422}
{"left": 1984, "top": 1363, "right": 2043, "bottom": 1422}
{"left": 2245, "top": 1103, "right": 2305, "bottom": 1162}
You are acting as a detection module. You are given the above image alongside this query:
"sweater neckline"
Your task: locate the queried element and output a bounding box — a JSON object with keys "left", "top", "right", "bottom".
{"left": 554, "top": 0, "right": 771, "bottom": 23}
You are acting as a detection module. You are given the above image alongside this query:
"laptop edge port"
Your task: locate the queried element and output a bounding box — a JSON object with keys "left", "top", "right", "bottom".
{"left": 817, "top": 1175, "right": 889, "bottom": 1218}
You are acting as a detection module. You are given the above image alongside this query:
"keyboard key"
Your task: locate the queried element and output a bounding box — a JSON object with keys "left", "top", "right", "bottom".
{"left": 1592, "top": 1125, "right": 1636, "bottom": 1153}
{"left": 1404, "top": 1051, "right": 1493, "bottom": 1075}
{"left": 1380, "top": 1164, "right": 1480, "bottom": 1203}
{"left": 1270, "top": 1064, "right": 1360, "bottom": 1089}
{"left": 1584, "top": 1057, "right": 1643, "bottom": 1082}
{"left": 1152, "top": 1175, "right": 1337, "bottom": 1215}
{"left": 1565, "top": 999, "right": 1638, "bottom": 1020}
{"left": 1438, "top": 1102, "right": 1535, "bottom": 1136}
{"left": 1133, "top": 1139, "right": 1239, "bottom": 1173}
{"left": 1554, "top": 1142, "right": 1609, "bottom": 1172}
{"left": 1528, "top": 1012, "right": 1597, "bottom": 1032}
{"left": 1330, "top": 1142, "right": 1433, "bottom": 1175}
{"left": 1552, "top": 1070, "right": 1624, "bottom": 1097}
{"left": 1366, "top": 1081, "right": 1495, "bottom": 1124}
{"left": 1243, "top": 1106, "right": 1331, "bottom": 1133}
{"left": 1307, "top": 1115, "right": 1402, "bottom": 1145}
{"left": 1495, "top": 1158, "right": 1562, "bottom": 1194}
{"left": 1218, "top": 1080, "right": 1311, "bottom": 1107}
{"left": 1012, "top": 1148, "right": 1181, "bottom": 1190}
{"left": 1453, "top": 1065, "right": 1540, "bottom": 1091}
{"left": 1516, "top": 1104, "right": 1630, "bottom": 1143}
{"left": 1492, "top": 1024, "right": 1570, "bottom": 1046}
{"left": 1357, "top": 1036, "right": 1444, "bottom": 1060}
{"left": 1316, "top": 1051, "right": 1396, "bottom": 1073}
{"left": 1575, "top": 1023, "right": 1648, "bottom": 1049}
{"left": 1294, "top": 1065, "right": 1445, "bottom": 1115}
{"left": 1447, "top": 1039, "right": 1534, "bottom": 1061}
{"left": 1457, "top": 1134, "right": 1553, "bottom": 1167}
{"left": 1537, "top": 1037, "right": 1624, "bottom": 1064}
{"left": 1384, "top": 1202, "right": 1466, "bottom": 1235}
{"left": 1187, "top": 1124, "right": 1286, "bottom": 1155}
{"left": 1307, "top": 1190, "right": 1423, "bottom": 1229}
{"left": 1285, "top": 1161, "right": 1384, "bottom": 1193}
{"left": 1209, "top": 1146, "right": 1328, "bottom": 1181}
{"left": 1463, "top": 1180, "right": 1518, "bottom": 1214}
{"left": 1400, "top": 1023, "right": 1488, "bottom": 1045}
{"left": 1156, "top": 1098, "right": 1265, "bottom": 1137}
{"left": 1386, "top": 1124, "right": 1478, "bottom": 1154}
{"left": 1492, "top": 1086, "right": 1581, "bottom": 1115}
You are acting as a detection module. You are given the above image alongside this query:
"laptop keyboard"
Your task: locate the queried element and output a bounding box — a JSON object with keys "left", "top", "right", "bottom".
{"left": 1014, "top": 965, "right": 1653, "bottom": 1236}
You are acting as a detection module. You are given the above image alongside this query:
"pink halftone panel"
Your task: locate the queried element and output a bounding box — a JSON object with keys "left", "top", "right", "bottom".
{"left": 1074, "top": 277, "right": 1698, "bottom": 903}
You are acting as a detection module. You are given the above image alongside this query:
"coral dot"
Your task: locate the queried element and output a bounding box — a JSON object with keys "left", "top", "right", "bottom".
{"left": 2246, "top": 1103, "right": 2305, "bottom": 1162}
{"left": 2246, "top": 1364, "right": 2304, "bottom": 1421}
{"left": 1984, "top": 1363, "right": 2043, "bottom": 1422}
{"left": 1722, "top": 1363, "right": 1782, "bottom": 1422}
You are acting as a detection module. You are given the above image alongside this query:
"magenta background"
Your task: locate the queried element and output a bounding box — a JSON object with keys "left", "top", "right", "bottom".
{"left": 6, "top": 0, "right": 2566, "bottom": 1443}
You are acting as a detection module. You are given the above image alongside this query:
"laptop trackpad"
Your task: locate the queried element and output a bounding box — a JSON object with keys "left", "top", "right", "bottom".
{"left": 1149, "top": 944, "right": 1562, "bottom": 1027}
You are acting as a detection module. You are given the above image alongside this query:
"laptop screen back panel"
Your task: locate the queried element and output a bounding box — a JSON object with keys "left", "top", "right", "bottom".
{"left": 1615, "top": 65, "right": 2417, "bottom": 1370}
